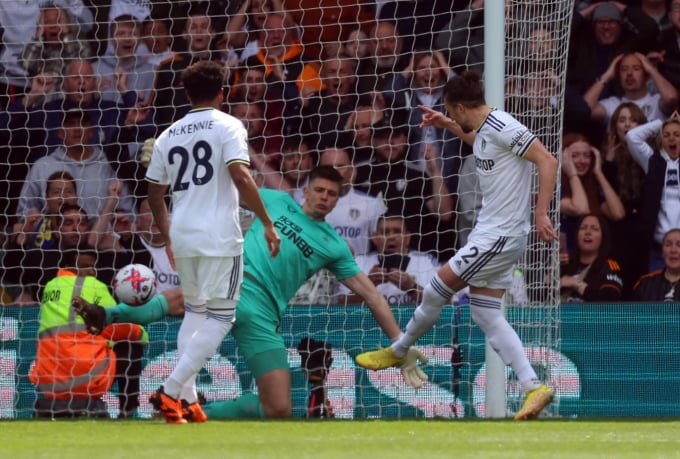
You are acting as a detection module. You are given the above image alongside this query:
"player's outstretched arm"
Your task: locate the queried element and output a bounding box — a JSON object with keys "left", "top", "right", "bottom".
{"left": 72, "top": 289, "right": 185, "bottom": 334}
{"left": 342, "top": 272, "right": 429, "bottom": 388}
{"left": 229, "top": 161, "right": 281, "bottom": 257}
{"left": 341, "top": 271, "right": 401, "bottom": 340}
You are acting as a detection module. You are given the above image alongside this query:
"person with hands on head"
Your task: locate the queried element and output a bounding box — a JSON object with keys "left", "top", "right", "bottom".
{"left": 560, "top": 133, "right": 626, "bottom": 256}
{"left": 356, "top": 70, "right": 559, "bottom": 421}
{"left": 626, "top": 110, "right": 680, "bottom": 271}
{"left": 584, "top": 52, "right": 678, "bottom": 128}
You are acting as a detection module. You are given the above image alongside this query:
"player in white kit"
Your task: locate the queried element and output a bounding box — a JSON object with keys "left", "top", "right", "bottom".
{"left": 145, "top": 60, "right": 280, "bottom": 423}
{"left": 356, "top": 70, "right": 559, "bottom": 420}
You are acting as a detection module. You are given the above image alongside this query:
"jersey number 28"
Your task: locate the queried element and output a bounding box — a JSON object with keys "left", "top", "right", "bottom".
{"left": 169, "top": 140, "right": 214, "bottom": 191}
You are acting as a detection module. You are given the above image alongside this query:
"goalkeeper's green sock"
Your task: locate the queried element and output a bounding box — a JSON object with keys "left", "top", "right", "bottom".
{"left": 202, "top": 393, "right": 265, "bottom": 419}
{"left": 107, "top": 295, "right": 169, "bottom": 325}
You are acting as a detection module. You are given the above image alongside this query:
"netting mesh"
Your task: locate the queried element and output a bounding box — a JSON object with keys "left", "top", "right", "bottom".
{"left": 0, "top": 1, "right": 573, "bottom": 419}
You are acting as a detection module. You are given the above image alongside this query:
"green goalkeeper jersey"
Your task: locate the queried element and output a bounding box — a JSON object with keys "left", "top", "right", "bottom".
{"left": 243, "top": 189, "right": 360, "bottom": 315}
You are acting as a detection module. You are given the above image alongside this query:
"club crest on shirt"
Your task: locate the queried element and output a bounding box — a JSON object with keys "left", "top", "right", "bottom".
{"left": 349, "top": 208, "right": 360, "bottom": 220}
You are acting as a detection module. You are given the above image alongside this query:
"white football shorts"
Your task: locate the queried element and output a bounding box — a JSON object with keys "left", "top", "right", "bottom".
{"left": 448, "top": 232, "right": 527, "bottom": 290}
{"left": 174, "top": 255, "right": 243, "bottom": 309}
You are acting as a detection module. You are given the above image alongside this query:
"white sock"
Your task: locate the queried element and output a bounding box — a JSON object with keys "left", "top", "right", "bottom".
{"left": 175, "top": 304, "right": 206, "bottom": 402}
{"left": 393, "top": 274, "right": 454, "bottom": 357}
{"left": 177, "top": 304, "right": 207, "bottom": 358}
{"left": 164, "top": 313, "right": 234, "bottom": 399}
{"left": 469, "top": 294, "right": 538, "bottom": 388}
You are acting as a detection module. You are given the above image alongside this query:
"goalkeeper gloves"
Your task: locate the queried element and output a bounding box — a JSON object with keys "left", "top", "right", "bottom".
{"left": 399, "top": 347, "right": 429, "bottom": 389}
{"left": 140, "top": 137, "right": 155, "bottom": 167}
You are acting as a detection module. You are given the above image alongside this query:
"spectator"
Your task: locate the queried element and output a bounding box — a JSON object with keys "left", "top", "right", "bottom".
{"left": 17, "top": 108, "right": 135, "bottom": 222}
{"left": 30, "top": 246, "right": 147, "bottom": 419}
{"left": 628, "top": 0, "right": 671, "bottom": 35}
{"left": 355, "top": 20, "right": 409, "bottom": 107}
{"left": 152, "top": 4, "right": 221, "bottom": 132}
{"left": 222, "top": 0, "right": 281, "bottom": 62}
{"left": 560, "top": 132, "right": 625, "bottom": 256}
{"left": 378, "top": 0, "right": 455, "bottom": 54}
{"left": 248, "top": 11, "right": 320, "bottom": 127}
{"left": 134, "top": 198, "right": 181, "bottom": 292}
{"left": 11, "top": 170, "right": 78, "bottom": 250}
{"left": 436, "top": 0, "right": 485, "bottom": 74}
{"left": 602, "top": 102, "right": 648, "bottom": 297}
{"left": 228, "top": 100, "right": 277, "bottom": 160}
{"left": 139, "top": 16, "right": 174, "bottom": 69}
{"left": 560, "top": 214, "right": 624, "bottom": 302}
{"left": 3, "top": 204, "right": 91, "bottom": 302}
{"left": 284, "top": 0, "right": 374, "bottom": 60}
{"left": 656, "top": 0, "right": 680, "bottom": 93}
{"left": 341, "top": 26, "right": 371, "bottom": 70}
{"left": 318, "top": 147, "right": 386, "bottom": 255}
{"left": 19, "top": 6, "right": 91, "bottom": 81}
{"left": 301, "top": 55, "right": 358, "bottom": 151}
{"left": 93, "top": 14, "right": 156, "bottom": 105}
{"left": 354, "top": 120, "right": 455, "bottom": 259}
{"left": 583, "top": 52, "right": 678, "bottom": 129}
{"left": 633, "top": 228, "right": 680, "bottom": 301}
{"left": 626, "top": 112, "right": 680, "bottom": 271}
{"left": 231, "top": 56, "right": 286, "bottom": 149}
{"left": 388, "top": 49, "right": 453, "bottom": 174}
{"left": 251, "top": 134, "right": 316, "bottom": 200}
{"left": 3, "top": 59, "right": 152, "bottom": 159}
{"left": 336, "top": 213, "right": 440, "bottom": 305}
{"left": 0, "top": 0, "right": 93, "bottom": 109}
{"left": 339, "top": 104, "right": 385, "bottom": 163}
{"left": 564, "top": 1, "right": 658, "bottom": 141}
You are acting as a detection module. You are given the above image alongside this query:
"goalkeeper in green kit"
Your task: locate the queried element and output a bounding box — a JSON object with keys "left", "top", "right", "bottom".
{"left": 73, "top": 166, "right": 428, "bottom": 420}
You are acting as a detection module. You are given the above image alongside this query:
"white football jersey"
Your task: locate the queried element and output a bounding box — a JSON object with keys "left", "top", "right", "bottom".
{"left": 324, "top": 188, "right": 387, "bottom": 256}
{"left": 146, "top": 108, "right": 250, "bottom": 257}
{"left": 140, "top": 239, "right": 181, "bottom": 293}
{"left": 472, "top": 109, "right": 535, "bottom": 237}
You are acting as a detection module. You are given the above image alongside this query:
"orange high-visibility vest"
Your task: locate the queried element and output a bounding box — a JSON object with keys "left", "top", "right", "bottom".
{"left": 29, "top": 272, "right": 119, "bottom": 400}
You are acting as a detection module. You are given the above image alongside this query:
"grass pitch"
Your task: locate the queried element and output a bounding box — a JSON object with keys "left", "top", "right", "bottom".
{"left": 3, "top": 419, "right": 680, "bottom": 459}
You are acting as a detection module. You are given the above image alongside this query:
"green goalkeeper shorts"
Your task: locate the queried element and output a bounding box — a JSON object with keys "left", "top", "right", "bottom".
{"left": 231, "top": 279, "right": 289, "bottom": 379}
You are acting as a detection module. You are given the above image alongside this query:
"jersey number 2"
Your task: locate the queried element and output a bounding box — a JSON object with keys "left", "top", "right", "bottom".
{"left": 168, "top": 140, "right": 214, "bottom": 191}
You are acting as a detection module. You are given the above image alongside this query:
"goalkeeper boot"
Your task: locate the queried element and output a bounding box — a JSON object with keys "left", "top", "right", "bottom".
{"left": 514, "top": 385, "right": 554, "bottom": 420}
{"left": 181, "top": 400, "right": 208, "bottom": 423}
{"left": 149, "top": 386, "right": 187, "bottom": 424}
{"left": 355, "top": 347, "right": 406, "bottom": 370}
{"left": 72, "top": 297, "right": 106, "bottom": 335}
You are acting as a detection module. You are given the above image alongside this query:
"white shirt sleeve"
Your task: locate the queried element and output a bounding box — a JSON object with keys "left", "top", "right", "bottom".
{"left": 625, "top": 119, "right": 661, "bottom": 174}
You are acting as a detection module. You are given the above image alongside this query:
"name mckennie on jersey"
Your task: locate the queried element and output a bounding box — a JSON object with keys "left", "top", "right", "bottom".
{"left": 167, "top": 120, "right": 215, "bottom": 137}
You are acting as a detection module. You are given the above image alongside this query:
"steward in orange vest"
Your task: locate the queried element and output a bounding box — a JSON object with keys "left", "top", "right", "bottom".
{"left": 30, "top": 248, "right": 147, "bottom": 418}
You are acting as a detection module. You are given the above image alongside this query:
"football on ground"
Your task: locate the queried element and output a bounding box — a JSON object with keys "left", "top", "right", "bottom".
{"left": 113, "top": 264, "right": 157, "bottom": 305}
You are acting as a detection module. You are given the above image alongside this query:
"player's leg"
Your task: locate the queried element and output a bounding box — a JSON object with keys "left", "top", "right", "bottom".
{"left": 204, "top": 284, "right": 291, "bottom": 419}
{"left": 357, "top": 257, "right": 463, "bottom": 369}
{"left": 461, "top": 234, "right": 553, "bottom": 419}
{"left": 152, "top": 256, "right": 241, "bottom": 423}
{"left": 72, "top": 289, "right": 184, "bottom": 334}
{"left": 176, "top": 302, "right": 207, "bottom": 406}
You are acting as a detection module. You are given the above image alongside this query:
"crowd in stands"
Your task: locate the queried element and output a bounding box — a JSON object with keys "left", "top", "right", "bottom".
{"left": 1, "top": 0, "right": 680, "bottom": 307}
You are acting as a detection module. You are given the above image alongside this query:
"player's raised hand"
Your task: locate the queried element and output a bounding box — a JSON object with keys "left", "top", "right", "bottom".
{"left": 417, "top": 104, "right": 449, "bottom": 128}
